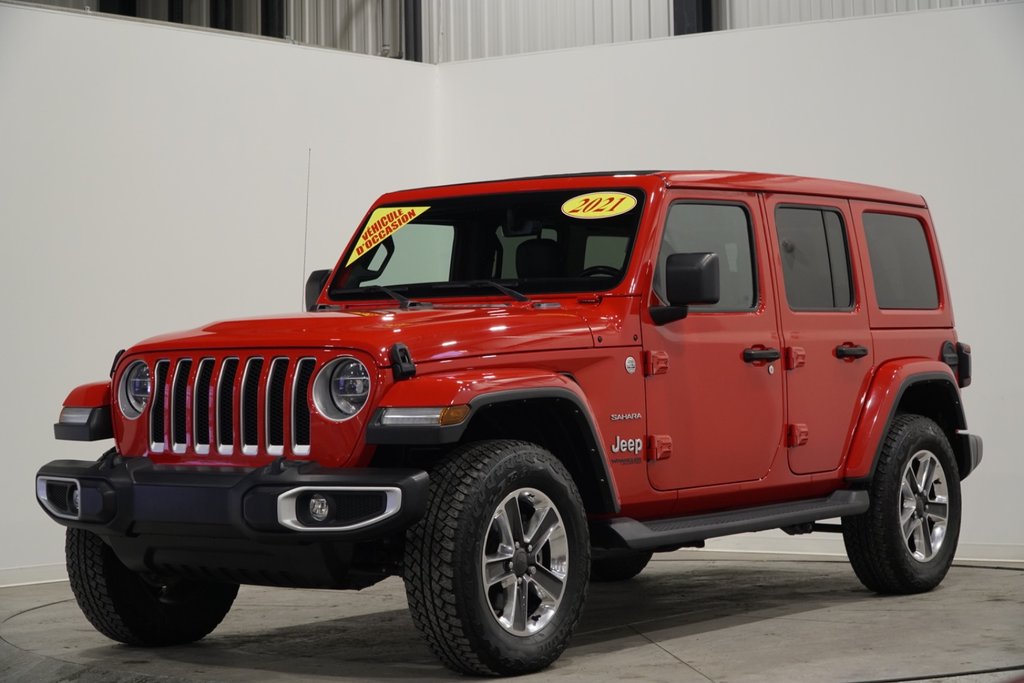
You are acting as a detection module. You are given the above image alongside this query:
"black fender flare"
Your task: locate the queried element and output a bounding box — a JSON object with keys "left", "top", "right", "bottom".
{"left": 366, "top": 387, "right": 619, "bottom": 514}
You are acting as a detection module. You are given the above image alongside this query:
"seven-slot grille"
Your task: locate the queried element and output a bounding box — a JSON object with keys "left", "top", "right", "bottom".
{"left": 148, "top": 356, "right": 316, "bottom": 457}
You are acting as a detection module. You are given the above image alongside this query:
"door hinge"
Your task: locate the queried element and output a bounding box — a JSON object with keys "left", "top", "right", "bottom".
{"left": 787, "top": 423, "right": 809, "bottom": 447}
{"left": 648, "top": 434, "right": 672, "bottom": 461}
{"left": 786, "top": 346, "right": 806, "bottom": 370}
{"left": 645, "top": 350, "right": 669, "bottom": 376}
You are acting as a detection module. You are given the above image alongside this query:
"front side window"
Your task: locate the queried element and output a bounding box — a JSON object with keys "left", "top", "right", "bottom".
{"left": 863, "top": 213, "right": 939, "bottom": 309}
{"left": 775, "top": 207, "right": 853, "bottom": 311}
{"left": 653, "top": 202, "right": 756, "bottom": 312}
{"left": 328, "top": 189, "right": 644, "bottom": 301}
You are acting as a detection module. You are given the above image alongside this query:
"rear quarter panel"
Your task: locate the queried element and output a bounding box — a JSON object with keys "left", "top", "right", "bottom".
{"left": 843, "top": 359, "right": 959, "bottom": 480}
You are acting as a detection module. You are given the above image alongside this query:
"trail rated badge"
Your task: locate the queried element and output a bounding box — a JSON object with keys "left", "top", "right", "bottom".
{"left": 346, "top": 206, "right": 430, "bottom": 265}
{"left": 561, "top": 192, "right": 637, "bottom": 219}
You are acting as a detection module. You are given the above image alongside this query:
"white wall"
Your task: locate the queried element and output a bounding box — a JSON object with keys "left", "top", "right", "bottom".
{"left": 2, "top": 1, "right": 1022, "bottom": 583}
{"left": 0, "top": 4, "right": 438, "bottom": 581}
{"left": 437, "top": 2, "right": 1024, "bottom": 559}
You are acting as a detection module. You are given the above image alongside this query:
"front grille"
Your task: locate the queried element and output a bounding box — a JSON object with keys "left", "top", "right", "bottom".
{"left": 292, "top": 358, "right": 315, "bottom": 456}
{"left": 241, "top": 358, "right": 264, "bottom": 456}
{"left": 148, "top": 355, "right": 315, "bottom": 458}
{"left": 217, "top": 358, "right": 239, "bottom": 453}
{"left": 194, "top": 359, "right": 214, "bottom": 454}
{"left": 266, "top": 358, "right": 289, "bottom": 456}
{"left": 171, "top": 359, "right": 193, "bottom": 453}
{"left": 150, "top": 360, "right": 170, "bottom": 452}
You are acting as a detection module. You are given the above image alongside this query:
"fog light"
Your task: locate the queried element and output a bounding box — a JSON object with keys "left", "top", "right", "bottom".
{"left": 69, "top": 488, "right": 80, "bottom": 515}
{"left": 309, "top": 493, "right": 330, "bottom": 522}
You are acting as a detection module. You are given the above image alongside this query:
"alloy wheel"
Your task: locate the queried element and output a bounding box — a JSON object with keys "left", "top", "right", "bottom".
{"left": 481, "top": 487, "right": 569, "bottom": 636}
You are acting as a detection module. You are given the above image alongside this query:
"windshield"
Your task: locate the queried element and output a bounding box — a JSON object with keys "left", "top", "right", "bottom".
{"left": 328, "top": 188, "right": 645, "bottom": 302}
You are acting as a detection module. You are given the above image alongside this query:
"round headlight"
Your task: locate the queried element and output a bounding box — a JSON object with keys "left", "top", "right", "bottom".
{"left": 313, "top": 357, "right": 371, "bottom": 421}
{"left": 119, "top": 361, "right": 151, "bottom": 419}
{"left": 330, "top": 359, "right": 370, "bottom": 416}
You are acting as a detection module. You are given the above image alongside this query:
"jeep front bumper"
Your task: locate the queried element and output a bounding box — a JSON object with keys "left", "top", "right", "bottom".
{"left": 36, "top": 454, "right": 428, "bottom": 588}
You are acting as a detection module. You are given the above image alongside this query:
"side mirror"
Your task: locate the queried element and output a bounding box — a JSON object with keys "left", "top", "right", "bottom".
{"left": 305, "top": 269, "right": 332, "bottom": 312}
{"left": 650, "top": 252, "right": 720, "bottom": 325}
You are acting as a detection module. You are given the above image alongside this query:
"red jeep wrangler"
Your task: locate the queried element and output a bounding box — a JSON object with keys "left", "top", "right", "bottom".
{"left": 37, "top": 171, "right": 981, "bottom": 675}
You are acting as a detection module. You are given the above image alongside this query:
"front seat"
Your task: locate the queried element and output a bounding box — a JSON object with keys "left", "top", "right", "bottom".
{"left": 516, "top": 238, "right": 562, "bottom": 278}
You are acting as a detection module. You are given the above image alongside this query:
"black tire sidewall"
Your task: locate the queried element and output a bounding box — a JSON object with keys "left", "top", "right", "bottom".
{"left": 448, "top": 444, "right": 590, "bottom": 670}
{"left": 67, "top": 528, "right": 238, "bottom": 645}
{"left": 877, "top": 418, "right": 962, "bottom": 588}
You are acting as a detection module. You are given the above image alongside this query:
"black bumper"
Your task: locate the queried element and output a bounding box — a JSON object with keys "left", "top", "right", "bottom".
{"left": 959, "top": 432, "right": 983, "bottom": 480}
{"left": 36, "top": 454, "right": 428, "bottom": 541}
{"left": 36, "top": 454, "right": 428, "bottom": 588}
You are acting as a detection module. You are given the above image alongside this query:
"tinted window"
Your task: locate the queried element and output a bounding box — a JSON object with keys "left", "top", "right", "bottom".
{"left": 775, "top": 207, "right": 852, "bottom": 310}
{"left": 863, "top": 213, "right": 938, "bottom": 309}
{"left": 655, "top": 203, "right": 755, "bottom": 312}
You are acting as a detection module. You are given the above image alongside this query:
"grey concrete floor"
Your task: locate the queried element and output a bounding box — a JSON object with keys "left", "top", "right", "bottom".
{"left": 1, "top": 552, "right": 1021, "bottom": 683}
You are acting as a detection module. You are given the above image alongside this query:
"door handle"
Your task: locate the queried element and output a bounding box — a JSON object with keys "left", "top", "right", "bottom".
{"left": 835, "top": 344, "right": 869, "bottom": 359}
{"left": 743, "top": 347, "right": 781, "bottom": 363}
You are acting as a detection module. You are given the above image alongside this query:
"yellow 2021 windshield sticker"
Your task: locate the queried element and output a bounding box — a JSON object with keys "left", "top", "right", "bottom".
{"left": 561, "top": 192, "right": 637, "bottom": 219}
{"left": 346, "top": 206, "right": 430, "bottom": 266}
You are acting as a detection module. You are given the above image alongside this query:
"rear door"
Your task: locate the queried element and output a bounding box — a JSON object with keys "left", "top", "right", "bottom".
{"left": 763, "top": 195, "right": 873, "bottom": 475}
{"left": 643, "top": 191, "right": 785, "bottom": 491}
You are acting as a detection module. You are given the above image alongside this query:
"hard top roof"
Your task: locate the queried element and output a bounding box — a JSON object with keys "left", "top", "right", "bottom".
{"left": 392, "top": 170, "right": 926, "bottom": 207}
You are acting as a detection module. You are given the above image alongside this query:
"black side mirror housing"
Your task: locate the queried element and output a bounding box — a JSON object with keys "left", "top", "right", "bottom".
{"left": 650, "top": 252, "right": 720, "bottom": 325}
{"left": 305, "top": 269, "right": 332, "bottom": 311}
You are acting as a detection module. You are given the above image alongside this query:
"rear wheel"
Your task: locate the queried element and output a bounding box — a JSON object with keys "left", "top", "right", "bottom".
{"left": 591, "top": 551, "right": 653, "bottom": 582}
{"left": 66, "top": 528, "right": 238, "bottom": 645}
{"left": 842, "top": 414, "right": 961, "bottom": 594}
{"left": 404, "top": 440, "right": 590, "bottom": 676}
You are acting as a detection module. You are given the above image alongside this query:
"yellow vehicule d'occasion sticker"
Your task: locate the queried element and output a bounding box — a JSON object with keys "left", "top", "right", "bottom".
{"left": 346, "top": 206, "right": 430, "bottom": 266}
{"left": 561, "top": 192, "right": 637, "bottom": 219}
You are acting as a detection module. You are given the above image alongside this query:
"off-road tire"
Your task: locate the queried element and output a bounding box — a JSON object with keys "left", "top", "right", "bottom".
{"left": 842, "top": 414, "right": 962, "bottom": 594}
{"left": 404, "top": 439, "right": 590, "bottom": 676}
{"left": 66, "top": 528, "right": 239, "bottom": 645}
{"left": 591, "top": 551, "right": 653, "bottom": 582}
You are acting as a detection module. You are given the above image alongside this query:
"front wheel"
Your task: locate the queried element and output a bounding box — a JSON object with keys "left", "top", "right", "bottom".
{"left": 66, "top": 528, "right": 238, "bottom": 645}
{"left": 404, "top": 440, "right": 590, "bottom": 676}
{"left": 842, "top": 414, "right": 962, "bottom": 594}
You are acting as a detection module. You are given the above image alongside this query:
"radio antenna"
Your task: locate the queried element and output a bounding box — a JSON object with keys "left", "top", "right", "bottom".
{"left": 301, "top": 147, "right": 312, "bottom": 310}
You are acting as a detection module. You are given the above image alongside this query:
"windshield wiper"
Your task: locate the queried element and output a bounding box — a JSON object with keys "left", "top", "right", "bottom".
{"left": 360, "top": 285, "right": 429, "bottom": 309}
{"left": 434, "top": 280, "right": 529, "bottom": 302}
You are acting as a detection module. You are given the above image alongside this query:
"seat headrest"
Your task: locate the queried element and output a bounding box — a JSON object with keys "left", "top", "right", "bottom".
{"left": 516, "top": 238, "right": 562, "bottom": 279}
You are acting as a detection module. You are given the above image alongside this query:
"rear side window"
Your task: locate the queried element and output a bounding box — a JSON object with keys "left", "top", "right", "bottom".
{"left": 775, "top": 207, "right": 852, "bottom": 311}
{"left": 654, "top": 203, "right": 756, "bottom": 312}
{"left": 863, "top": 213, "right": 939, "bottom": 309}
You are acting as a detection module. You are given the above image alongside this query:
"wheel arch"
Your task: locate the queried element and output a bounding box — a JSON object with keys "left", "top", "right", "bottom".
{"left": 845, "top": 360, "right": 970, "bottom": 484}
{"left": 458, "top": 390, "right": 619, "bottom": 515}
{"left": 366, "top": 369, "right": 620, "bottom": 515}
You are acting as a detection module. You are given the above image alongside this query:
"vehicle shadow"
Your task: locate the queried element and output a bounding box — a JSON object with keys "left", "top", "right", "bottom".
{"left": 72, "top": 558, "right": 875, "bottom": 681}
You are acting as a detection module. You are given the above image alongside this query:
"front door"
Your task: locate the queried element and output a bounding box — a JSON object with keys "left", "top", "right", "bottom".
{"left": 764, "top": 195, "right": 874, "bottom": 475}
{"left": 643, "top": 191, "right": 785, "bottom": 491}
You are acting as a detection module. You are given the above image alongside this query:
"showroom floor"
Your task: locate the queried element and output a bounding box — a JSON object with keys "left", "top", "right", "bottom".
{"left": 1, "top": 551, "right": 1021, "bottom": 683}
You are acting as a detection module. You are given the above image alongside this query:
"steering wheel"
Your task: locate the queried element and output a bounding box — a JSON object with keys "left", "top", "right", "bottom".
{"left": 578, "top": 265, "right": 621, "bottom": 278}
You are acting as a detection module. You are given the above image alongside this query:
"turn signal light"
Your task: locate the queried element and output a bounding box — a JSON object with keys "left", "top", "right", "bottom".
{"left": 379, "top": 405, "right": 471, "bottom": 427}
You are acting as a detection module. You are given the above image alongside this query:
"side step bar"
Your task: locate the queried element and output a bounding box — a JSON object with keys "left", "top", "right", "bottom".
{"left": 591, "top": 490, "right": 869, "bottom": 551}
